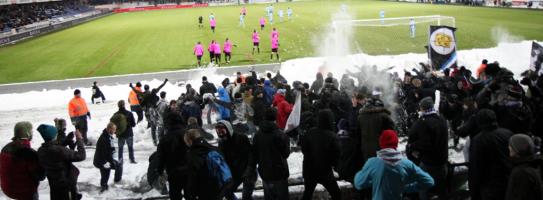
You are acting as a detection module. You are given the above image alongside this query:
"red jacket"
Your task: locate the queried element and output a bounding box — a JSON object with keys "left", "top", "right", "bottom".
{"left": 0, "top": 140, "right": 44, "bottom": 199}
{"left": 273, "top": 94, "right": 293, "bottom": 130}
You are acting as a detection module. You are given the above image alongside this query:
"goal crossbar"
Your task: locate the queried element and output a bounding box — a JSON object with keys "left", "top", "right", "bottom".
{"left": 333, "top": 15, "right": 456, "bottom": 28}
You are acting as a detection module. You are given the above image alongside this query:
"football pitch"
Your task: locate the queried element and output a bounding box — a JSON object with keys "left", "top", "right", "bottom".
{"left": 0, "top": 0, "right": 542, "bottom": 84}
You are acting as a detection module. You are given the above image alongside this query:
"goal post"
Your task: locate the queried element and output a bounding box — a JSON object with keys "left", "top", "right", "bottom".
{"left": 332, "top": 15, "right": 456, "bottom": 55}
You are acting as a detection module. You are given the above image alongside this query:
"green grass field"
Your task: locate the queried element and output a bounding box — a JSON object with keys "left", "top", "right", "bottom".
{"left": 0, "top": 0, "right": 542, "bottom": 84}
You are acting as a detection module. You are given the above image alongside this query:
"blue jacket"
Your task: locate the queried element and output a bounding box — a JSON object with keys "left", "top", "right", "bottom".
{"left": 354, "top": 148, "right": 434, "bottom": 200}
{"left": 217, "top": 87, "right": 231, "bottom": 120}
{"left": 263, "top": 80, "right": 276, "bottom": 106}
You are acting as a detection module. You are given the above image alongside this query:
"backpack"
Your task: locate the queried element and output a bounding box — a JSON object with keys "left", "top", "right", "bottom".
{"left": 110, "top": 112, "right": 127, "bottom": 136}
{"left": 206, "top": 150, "right": 232, "bottom": 188}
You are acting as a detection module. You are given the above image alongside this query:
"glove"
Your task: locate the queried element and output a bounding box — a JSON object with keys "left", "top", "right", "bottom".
{"left": 164, "top": 78, "right": 169, "bottom": 82}
{"left": 87, "top": 112, "right": 91, "bottom": 120}
{"left": 129, "top": 83, "right": 133, "bottom": 88}
{"left": 103, "top": 162, "right": 111, "bottom": 169}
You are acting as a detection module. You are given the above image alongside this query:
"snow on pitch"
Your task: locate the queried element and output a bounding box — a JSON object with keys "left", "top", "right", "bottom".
{"left": 0, "top": 41, "right": 535, "bottom": 199}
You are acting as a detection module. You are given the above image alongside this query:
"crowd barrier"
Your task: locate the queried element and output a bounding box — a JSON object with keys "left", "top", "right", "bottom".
{"left": 0, "top": 11, "right": 112, "bottom": 46}
{"left": 113, "top": 3, "right": 209, "bottom": 13}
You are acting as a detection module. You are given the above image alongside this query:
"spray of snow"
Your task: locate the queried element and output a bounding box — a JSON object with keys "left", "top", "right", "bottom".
{"left": 491, "top": 26, "right": 524, "bottom": 44}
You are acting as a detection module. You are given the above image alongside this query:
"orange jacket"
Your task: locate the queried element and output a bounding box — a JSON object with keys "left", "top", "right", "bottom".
{"left": 476, "top": 64, "right": 487, "bottom": 78}
{"left": 128, "top": 87, "right": 142, "bottom": 106}
{"left": 68, "top": 96, "right": 89, "bottom": 118}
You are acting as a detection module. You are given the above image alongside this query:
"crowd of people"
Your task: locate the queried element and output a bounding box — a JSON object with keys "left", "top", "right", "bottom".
{"left": 0, "top": 1, "right": 91, "bottom": 33}
{"left": 1, "top": 59, "right": 543, "bottom": 200}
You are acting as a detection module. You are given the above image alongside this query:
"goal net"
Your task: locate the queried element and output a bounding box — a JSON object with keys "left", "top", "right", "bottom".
{"left": 333, "top": 15, "right": 456, "bottom": 55}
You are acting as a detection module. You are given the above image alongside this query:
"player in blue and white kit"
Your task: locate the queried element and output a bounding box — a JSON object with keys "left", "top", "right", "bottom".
{"left": 410, "top": 18, "right": 416, "bottom": 38}
{"left": 287, "top": 7, "right": 293, "bottom": 20}
{"left": 268, "top": 4, "right": 274, "bottom": 24}
{"left": 341, "top": 4, "right": 347, "bottom": 13}
{"left": 380, "top": 10, "right": 385, "bottom": 24}
{"left": 239, "top": 13, "right": 245, "bottom": 27}
{"left": 209, "top": 13, "right": 215, "bottom": 20}
{"left": 278, "top": 9, "right": 284, "bottom": 22}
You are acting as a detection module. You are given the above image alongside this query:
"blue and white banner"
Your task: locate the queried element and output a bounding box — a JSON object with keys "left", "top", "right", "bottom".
{"left": 428, "top": 25, "right": 458, "bottom": 71}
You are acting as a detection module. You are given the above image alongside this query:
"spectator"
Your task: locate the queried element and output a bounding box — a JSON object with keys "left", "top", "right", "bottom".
{"left": 93, "top": 122, "right": 122, "bottom": 192}
{"left": 68, "top": 89, "right": 91, "bottom": 145}
{"left": 505, "top": 134, "right": 543, "bottom": 200}
{"left": 91, "top": 81, "right": 106, "bottom": 104}
{"left": 113, "top": 100, "right": 137, "bottom": 164}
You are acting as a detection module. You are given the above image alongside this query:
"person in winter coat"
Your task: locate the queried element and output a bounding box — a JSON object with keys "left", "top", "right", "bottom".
{"left": 54, "top": 118, "right": 76, "bottom": 150}
{"left": 407, "top": 97, "right": 449, "bottom": 199}
{"left": 301, "top": 109, "right": 342, "bottom": 200}
{"left": 505, "top": 134, "right": 543, "bottom": 200}
{"left": 114, "top": 100, "right": 137, "bottom": 164}
{"left": 128, "top": 82, "right": 144, "bottom": 123}
{"left": 216, "top": 120, "right": 257, "bottom": 200}
{"left": 37, "top": 124, "right": 86, "bottom": 200}
{"left": 185, "top": 129, "right": 230, "bottom": 200}
{"left": 357, "top": 98, "right": 394, "bottom": 163}
{"left": 469, "top": 109, "right": 514, "bottom": 200}
{"left": 68, "top": 89, "right": 91, "bottom": 145}
{"left": 273, "top": 89, "right": 293, "bottom": 130}
{"left": 310, "top": 72, "right": 324, "bottom": 95}
{"left": 252, "top": 108, "right": 291, "bottom": 200}
{"left": 94, "top": 122, "right": 122, "bottom": 192}
{"left": 130, "top": 79, "right": 168, "bottom": 146}
{"left": 263, "top": 80, "right": 276, "bottom": 106}
{"left": 200, "top": 76, "right": 218, "bottom": 96}
{"left": 252, "top": 89, "right": 267, "bottom": 127}
{"left": 91, "top": 81, "right": 106, "bottom": 104}
{"left": 0, "top": 122, "right": 45, "bottom": 200}
{"left": 156, "top": 91, "right": 169, "bottom": 141}
{"left": 216, "top": 87, "right": 232, "bottom": 121}
{"left": 354, "top": 130, "right": 434, "bottom": 200}
{"left": 181, "top": 95, "right": 203, "bottom": 127}
{"left": 157, "top": 113, "right": 189, "bottom": 200}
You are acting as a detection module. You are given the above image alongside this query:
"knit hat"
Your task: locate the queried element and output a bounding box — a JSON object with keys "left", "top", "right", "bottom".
{"left": 13, "top": 121, "right": 33, "bottom": 141}
{"left": 216, "top": 120, "right": 234, "bottom": 137}
{"left": 379, "top": 130, "right": 399, "bottom": 149}
{"left": 419, "top": 97, "right": 434, "bottom": 111}
{"left": 74, "top": 89, "right": 81, "bottom": 96}
{"left": 509, "top": 134, "right": 535, "bottom": 157}
{"left": 37, "top": 124, "right": 57, "bottom": 142}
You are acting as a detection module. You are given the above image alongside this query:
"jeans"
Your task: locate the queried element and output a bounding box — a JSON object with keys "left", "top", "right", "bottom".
{"left": 118, "top": 137, "right": 135, "bottom": 162}
{"left": 262, "top": 179, "right": 289, "bottom": 200}
{"left": 302, "top": 174, "right": 341, "bottom": 200}
{"left": 419, "top": 162, "right": 447, "bottom": 200}
{"left": 99, "top": 161, "right": 122, "bottom": 189}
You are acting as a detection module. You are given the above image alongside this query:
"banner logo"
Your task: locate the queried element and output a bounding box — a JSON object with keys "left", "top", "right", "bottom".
{"left": 430, "top": 27, "right": 456, "bottom": 55}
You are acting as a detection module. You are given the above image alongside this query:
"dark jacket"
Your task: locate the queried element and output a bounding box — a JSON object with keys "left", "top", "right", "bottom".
{"left": 407, "top": 112, "right": 449, "bottom": 166}
{"left": 37, "top": 140, "right": 85, "bottom": 192}
{"left": 252, "top": 120, "right": 290, "bottom": 181}
{"left": 199, "top": 81, "right": 217, "bottom": 96}
{"left": 301, "top": 110, "right": 340, "bottom": 179}
{"left": 157, "top": 125, "right": 188, "bottom": 177}
{"left": 469, "top": 125, "right": 513, "bottom": 200}
{"left": 186, "top": 138, "right": 221, "bottom": 200}
{"left": 252, "top": 96, "right": 267, "bottom": 126}
{"left": 0, "top": 140, "right": 45, "bottom": 199}
{"left": 115, "top": 108, "right": 136, "bottom": 138}
{"left": 93, "top": 129, "right": 115, "bottom": 169}
{"left": 219, "top": 132, "right": 252, "bottom": 180}
{"left": 505, "top": 156, "right": 543, "bottom": 200}
{"left": 357, "top": 102, "right": 394, "bottom": 163}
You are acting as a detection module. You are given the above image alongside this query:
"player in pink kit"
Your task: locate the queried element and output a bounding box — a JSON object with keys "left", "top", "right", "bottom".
{"left": 213, "top": 41, "right": 222, "bottom": 64}
{"left": 252, "top": 30, "right": 260, "bottom": 54}
{"left": 210, "top": 18, "right": 216, "bottom": 33}
{"left": 193, "top": 41, "right": 204, "bottom": 66}
{"left": 270, "top": 37, "right": 279, "bottom": 61}
{"left": 241, "top": 6, "right": 247, "bottom": 16}
{"left": 223, "top": 38, "right": 235, "bottom": 64}
{"left": 208, "top": 40, "right": 215, "bottom": 63}
{"left": 271, "top": 27, "right": 279, "bottom": 40}
{"left": 259, "top": 17, "right": 266, "bottom": 30}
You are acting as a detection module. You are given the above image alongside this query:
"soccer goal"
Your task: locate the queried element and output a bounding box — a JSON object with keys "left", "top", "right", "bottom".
{"left": 332, "top": 15, "right": 456, "bottom": 55}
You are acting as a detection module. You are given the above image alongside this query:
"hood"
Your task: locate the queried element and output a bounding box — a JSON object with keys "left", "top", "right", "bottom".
{"left": 377, "top": 148, "right": 403, "bottom": 166}
{"left": 217, "top": 120, "right": 234, "bottom": 137}
{"left": 317, "top": 109, "right": 335, "bottom": 131}
{"left": 218, "top": 87, "right": 231, "bottom": 102}
{"left": 264, "top": 80, "right": 271, "bottom": 86}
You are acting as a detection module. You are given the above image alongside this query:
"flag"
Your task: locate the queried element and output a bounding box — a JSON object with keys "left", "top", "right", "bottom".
{"left": 428, "top": 26, "right": 457, "bottom": 71}
{"left": 530, "top": 41, "right": 543, "bottom": 76}
{"left": 284, "top": 90, "right": 301, "bottom": 133}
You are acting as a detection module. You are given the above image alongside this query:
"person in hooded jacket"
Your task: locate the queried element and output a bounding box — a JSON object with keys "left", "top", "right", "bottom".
{"left": 469, "top": 109, "right": 514, "bottom": 200}
{"left": 310, "top": 72, "right": 324, "bottom": 95}
{"left": 263, "top": 80, "right": 276, "bottom": 106}
{"left": 200, "top": 76, "right": 218, "bottom": 96}
{"left": 216, "top": 120, "right": 257, "bottom": 200}
{"left": 181, "top": 95, "right": 203, "bottom": 126}
{"left": 505, "top": 134, "right": 543, "bottom": 200}
{"left": 252, "top": 108, "right": 290, "bottom": 200}
{"left": 93, "top": 122, "right": 122, "bottom": 192}
{"left": 37, "top": 124, "right": 86, "bottom": 200}
{"left": 301, "top": 109, "right": 342, "bottom": 200}
{"left": 157, "top": 112, "right": 189, "bottom": 200}
{"left": 407, "top": 97, "right": 449, "bottom": 200}
{"left": 156, "top": 91, "right": 169, "bottom": 141}
{"left": 252, "top": 89, "right": 267, "bottom": 127}
{"left": 354, "top": 130, "right": 434, "bottom": 200}
{"left": 0, "top": 122, "right": 45, "bottom": 200}
{"left": 215, "top": 87, "right": 232, "bottom": 121}
{"left": 273, "top": 89, "right": 293, "bottom": 130}
{"left": 357, "top": 98, "right": 395, "bottom": 164}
